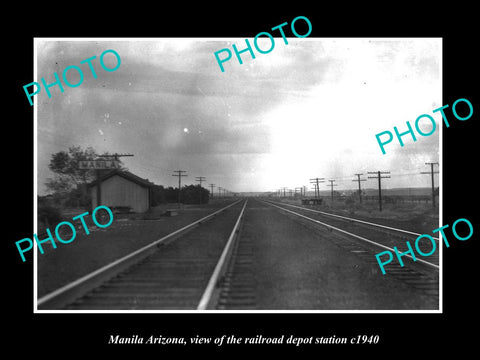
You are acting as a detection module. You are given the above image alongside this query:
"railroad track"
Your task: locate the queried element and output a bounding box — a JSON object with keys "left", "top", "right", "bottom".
{"left": 38, "top": 197, "right": 439, "bottom": 311}
{"left": 37, "top": 199, "right": 252, "bottom": 310}
{"left": 261, "top": 199, "right": 439, "bottom": 297}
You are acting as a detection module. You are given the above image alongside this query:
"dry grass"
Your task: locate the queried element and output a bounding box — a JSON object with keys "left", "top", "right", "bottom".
{"left": 276, "top": 197, "right": 440, "bottom": 235}
{"left": 37, "top": 199, "right": 238, "bottom": 298}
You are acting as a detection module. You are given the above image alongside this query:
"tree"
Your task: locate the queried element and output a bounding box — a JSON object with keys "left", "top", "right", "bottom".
{"left": 164, "top": 187, "right": 179, "bottom": 203}
{"left": 180, "top": 185, "right": 210, "bottom": 204}
{"left": 46, "top": 146, "right": 96, "bottom": 194}
{"left": 150, "top": 185, "right": 166, "bottom": 206}
{"left": 45, "top": 146, "right": 124, "bottom": 206}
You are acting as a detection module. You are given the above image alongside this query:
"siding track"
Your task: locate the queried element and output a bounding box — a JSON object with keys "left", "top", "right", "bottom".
{"left": 37, "top": 197, "right": 439, "bottom": 311}
{"left": 262, "top": 200, "right": 439, "bottom": 298}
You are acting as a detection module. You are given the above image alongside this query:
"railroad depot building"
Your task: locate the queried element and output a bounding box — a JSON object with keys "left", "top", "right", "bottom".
{"left": 88, "top": 170, "right": 154, "bottom": 213}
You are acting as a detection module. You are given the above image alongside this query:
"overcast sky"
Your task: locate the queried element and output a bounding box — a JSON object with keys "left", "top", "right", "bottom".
{"left": 36, "top": 38, "right": 441, "bottom": 194}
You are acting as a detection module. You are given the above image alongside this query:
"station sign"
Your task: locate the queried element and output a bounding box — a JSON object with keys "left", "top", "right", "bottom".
{"left": 78, "top": 160, "right": 120, "bottom": 169}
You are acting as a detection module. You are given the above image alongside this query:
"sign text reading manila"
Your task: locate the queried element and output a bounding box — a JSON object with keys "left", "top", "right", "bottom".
{"left": 23, "top": 49, "right": 121, "bottom": 105}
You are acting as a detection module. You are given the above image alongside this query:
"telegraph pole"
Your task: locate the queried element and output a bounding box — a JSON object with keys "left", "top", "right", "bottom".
{"left": 310, "top": 178, "right": 325, "bottom": 199}
{"left": 367, "top": 171, "right": 390, "bottom": 211}
{"left": 195, "top": 176, "right": 206, "bottom": 187}
{"left": 195, "top": 176, "right": 206, "bottom": 204}
{"left": 352, "top": 173, "right": 367, "bottom": 203}
{"left": 326, "top": 179, "right": 337, "bottom": 203}
{"left": 172, "top": 170, "right": 187, "bottom": 205}
{"left": 295, "top": 187, "right": 302, "bottom": 198}
{"left": 209, "top": 183, "right": 215, "bottom": 199}
{"left": 281, "top": 187, "right": 287, "bottom": 198}
{"left": 100, "top": 153, "right": 135, "bottom": 161}
{"left": 310, "top": 179, "right": 317, "bottom": 199}
{"left": 218, "top": 186, "right": 223, "bottom": 198}
{"left": 421, "top": 162, "right": 439, "bottom": 208}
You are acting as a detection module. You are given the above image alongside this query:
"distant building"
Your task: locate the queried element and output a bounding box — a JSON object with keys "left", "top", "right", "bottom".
{"left": 88, "top": 170, "right": 155, "bottom": 213}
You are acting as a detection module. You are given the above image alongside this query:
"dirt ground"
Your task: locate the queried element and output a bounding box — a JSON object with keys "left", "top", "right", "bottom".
{"left": 244, "top": 199, "right": 438, "bottom": 310}
{"left": 37, "top": 199, "right": 238, "bottom": 298}
{"left": 276, "top": 198, "right": 440, "bottom": 235}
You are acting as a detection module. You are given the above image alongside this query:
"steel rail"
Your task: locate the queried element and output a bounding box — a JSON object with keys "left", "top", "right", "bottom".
{"left": 264, "top": 200, "right": 440, "bottom": 241}
{"left": 37, "top": 199, "right": 243, "bottom": 309}
{"left": 197, "top": 199, "right": 248, "bottom": 310}
{"left": 263, "top": 200, "right": 439, "bottom": 270}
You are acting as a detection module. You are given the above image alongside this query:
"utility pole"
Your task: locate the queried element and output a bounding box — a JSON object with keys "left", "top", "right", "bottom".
{"left": 352, "top": 173, "right": 367, "bottom": 203}
{"left": 310, "top": 179, "right": 318, "bottom": 198}
{"left": 209, "top": 183, "right": 215, "bottom": 199}
{"left": 421, "top": 162, "right": 439, "bottom": 208}
{"left": 295, "top": 187, "right": 302, "bottom": 198}
{"left": 310, "top": 178, "right": 325, "bottom": 199}
{"left": 326, "top": 179, "right": 337, "bottom": 203}
{"left": 195, "top": 176, "right": 206, "bottom": 204}
{"left": 281, "top": 187, "right": 287, "bottom": 198}
{"left": 218, "top": 186, "right": 223, "bottom": 198}
{"left": 100, "top": 153, "right": 135, "bottom": 161}
{"left": 367, "top": 171, "right": 390, "bottom": 211}
{"left": 195, "top": 176, "right": 206, "bottom": 187}
{"left": 172, "top": 170, "right": 187, "bottom": 206}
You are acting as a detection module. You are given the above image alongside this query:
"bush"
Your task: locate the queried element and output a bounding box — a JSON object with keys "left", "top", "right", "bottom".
{"left": 181, "top": 185, "right": 210, "bottom": 204}
{"left": 63, "top": 187, "right": 91, "bottom": 207}
{"left": 38, "top": 204, "right": 63, "bottom": 229}
{"left": 344, "top": 197, "right": 355, "bottom": 205}
{"left": 150, "top": 185, "right": 167, "bottom": 206}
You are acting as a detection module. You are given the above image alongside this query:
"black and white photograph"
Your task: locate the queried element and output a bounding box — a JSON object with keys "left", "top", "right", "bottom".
{"left": 6, "top": 6, "right": 478, "bottom": 356}
{"left": 33, "top": 37, "right": 442, "bottom": 312}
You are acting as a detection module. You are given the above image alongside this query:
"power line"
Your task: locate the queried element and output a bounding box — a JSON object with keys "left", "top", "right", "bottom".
{"left": 326, "top": 179, "right": 337, "bottom": 203}
{"left": 195, "top": 176, "right": 206, "bottom": 187}
{"left": 98, "top": 153, "right": 135, "bottom": 161}
{"left": 367, "top": 171, "right": 391, "bottom": 211}
{"left": 421, "top": 162, "right": 439, "bottom": 208}
{"left": 194, "top": 176, "right": 206, "bottom": 203}
{"left": 294, "top": 187, "right": 303, "bottom": 197}
{"left": 310, "top": 178, "right": 325, "bottom": 199}
{"left": 172, "top": 170, "right": 188, "bottom": 205}
{"left": 352, "top": 173, "right": 367, "bottom": 203}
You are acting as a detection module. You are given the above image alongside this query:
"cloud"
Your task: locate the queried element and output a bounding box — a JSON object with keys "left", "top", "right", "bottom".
{"left": 36, "top": 38, "right": 442, "bottom": 193}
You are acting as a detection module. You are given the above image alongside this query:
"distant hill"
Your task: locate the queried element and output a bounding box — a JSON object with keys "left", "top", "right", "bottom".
{"left": 318, "top": 187, "right": 434, "bottom": 197}
{"left": 250, "top": 187, "right": 436, "bottom": 197}
{"left": 361, "top": 187, "right": 434, "bottom": 196}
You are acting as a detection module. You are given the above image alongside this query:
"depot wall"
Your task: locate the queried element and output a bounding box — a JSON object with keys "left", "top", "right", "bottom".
{"left": 90, "top": 174, "right": 150, "bottom": 213}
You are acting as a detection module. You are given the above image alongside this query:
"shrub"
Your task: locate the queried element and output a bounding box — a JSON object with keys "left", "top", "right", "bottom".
{"left": 38, "top": 204, "right": 63, "bottom": 229}
{"left": 344, "top": 197, "right": 355, "bottom": 205}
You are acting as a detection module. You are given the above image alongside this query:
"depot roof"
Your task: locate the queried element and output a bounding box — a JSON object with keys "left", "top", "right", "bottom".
{"left": 87, "top": 170, "right": 156, "bottom": 188}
